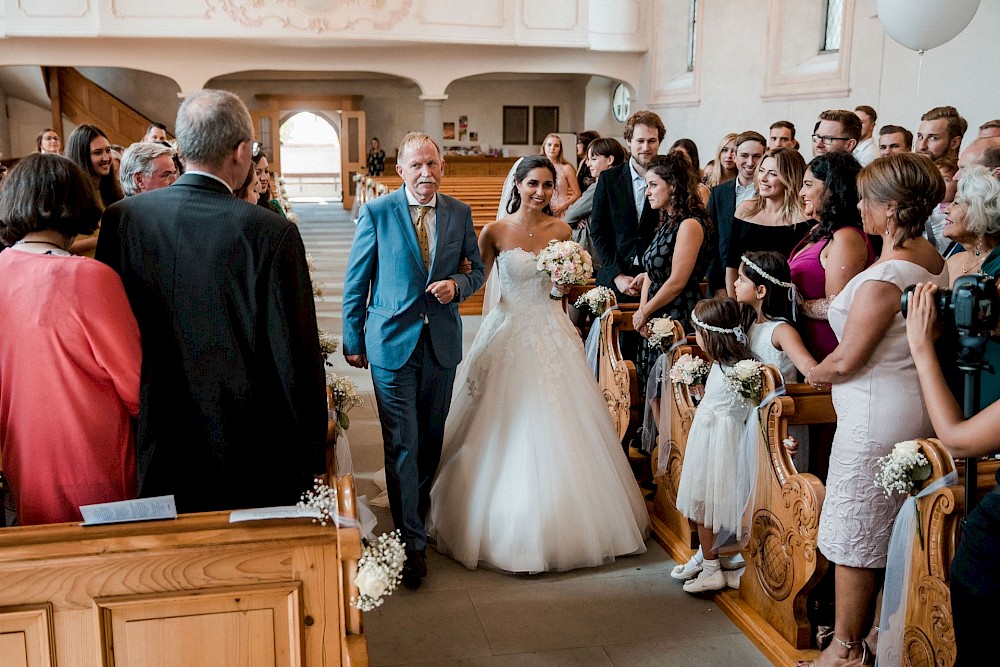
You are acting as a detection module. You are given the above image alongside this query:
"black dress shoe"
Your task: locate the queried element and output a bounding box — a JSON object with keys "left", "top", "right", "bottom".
{"left": 402, "top": 549, "right": 427, "bottom": 589}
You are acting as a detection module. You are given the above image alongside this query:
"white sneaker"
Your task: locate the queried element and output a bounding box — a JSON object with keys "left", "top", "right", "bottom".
{"left": 723, "top": 568, "right": 743, "bottom": 589}
{"left": 720, "top": 553, "right": 745, "bottom": 570}
{"left": 682, "top": 565, "right": 726, "bottom": 593}
{"left": 670, "top": 550, "right": 704, "bottom": 581}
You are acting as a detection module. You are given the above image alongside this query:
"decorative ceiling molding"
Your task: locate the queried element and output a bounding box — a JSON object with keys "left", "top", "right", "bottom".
{"left": 208, "top": 0, "right": 413, "bottom": 33}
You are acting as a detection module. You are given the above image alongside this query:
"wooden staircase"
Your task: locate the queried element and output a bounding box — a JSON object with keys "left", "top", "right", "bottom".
{"left": 42, "top": 66, "right": 165, "bottom": 147}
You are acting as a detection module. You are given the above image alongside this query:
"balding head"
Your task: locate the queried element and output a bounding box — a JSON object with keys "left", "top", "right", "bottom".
{"left": 956, "top": 137, "right": 1000, "bottom": 181}
{"left": 175, "top": 89, "right": 253, "bottom": 187}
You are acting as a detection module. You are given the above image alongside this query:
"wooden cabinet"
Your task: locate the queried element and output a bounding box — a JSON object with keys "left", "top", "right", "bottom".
{"left": 0, "top": 509, "right": 366, "bottom": 666}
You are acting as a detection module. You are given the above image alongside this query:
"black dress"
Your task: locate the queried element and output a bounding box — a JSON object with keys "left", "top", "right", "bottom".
{"left": 366, "top": 149, "right": 386, "bottom": 177}
{"left": 726, "top": 217, "right": 812, "bottom": 269}
{"left": 637, "top": 215, "right": 710, "bottom": 392}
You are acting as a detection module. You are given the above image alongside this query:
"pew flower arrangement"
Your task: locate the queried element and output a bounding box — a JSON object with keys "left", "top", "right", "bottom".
{"left": 574, "top": 286, "right": 615, "bottom": 316}
{"left": 352, "top": 172, "right": 363, "bottom": 183}
{"left": 536, "top": 240, "right": 593, "bottom": 299}
{"left": 669, "top": 353, "right": 709, "bottom": 386}
{"left": 328, "top": 374, "right": 363, "bottom": 434}
{"left": 319, "top": 330, "right": 340, "bottom": 366}
{"left": 306, "top": 254, "right": 325, "bottom": 299}
{"left": 875, "top": 440, "right": 932, "bottom": 547}
{"left": 647, "top": 316, "right": 676, "bottom": 352}
{"left": 353, "top": 530, "right": 406, "bottom": 611}
{"left": 298, "top": 476, "right": 339, "bottom": 526}
{"left": 723, "top": 359, "right": 764, "bottom": 405}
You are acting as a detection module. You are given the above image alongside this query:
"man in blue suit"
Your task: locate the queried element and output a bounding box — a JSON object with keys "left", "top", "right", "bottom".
{"left": 342, "top": 132, "right": 485, "bottom": 588}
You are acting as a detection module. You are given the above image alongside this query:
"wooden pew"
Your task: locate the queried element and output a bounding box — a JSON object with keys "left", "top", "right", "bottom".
{"left": 890, "top": 439, "right": 1000, "bottom": 666}
{"left": 598, "top": 302, "right": 642, "bottom": 444}
{"left": 0, "top": 475, "right": 369, "bottom": 667}
{"left": 714, "top": 366, "right": 835, "bottom": 664}
{"left": 648, "top": 324, "right": 706, "bottom": 562}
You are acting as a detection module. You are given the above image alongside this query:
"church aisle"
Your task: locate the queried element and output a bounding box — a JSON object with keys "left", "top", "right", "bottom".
{"left": 297, "top": 203, "right": 771, "bottom": 667}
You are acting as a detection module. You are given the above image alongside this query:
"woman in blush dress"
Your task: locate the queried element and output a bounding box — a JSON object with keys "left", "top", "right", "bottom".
{"left": 0, "top": 154, "right": 141, "bottom": 526}
{"left": 800, "top": 154, "right": 949, "bottom": 666}
{"left": 428, "top": 155, "right": 649, "bottom": 573}
{"left": 789, "top": 152, "right": 874, "bottom": 360}
{"left": 726, "top": 147, "right": 811, "bottom": 297}
{"left": 540, "top": 133, "right": 580, "bottom": 218}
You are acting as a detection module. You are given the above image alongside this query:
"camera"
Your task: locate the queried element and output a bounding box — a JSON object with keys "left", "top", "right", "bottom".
{"left": 901, "top": 274, "right": 999, "bottom": 337}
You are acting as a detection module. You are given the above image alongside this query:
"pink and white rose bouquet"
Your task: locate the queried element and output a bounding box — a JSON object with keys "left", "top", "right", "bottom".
{"left": 536, "top": 240, "right": 593, "bottom": 299}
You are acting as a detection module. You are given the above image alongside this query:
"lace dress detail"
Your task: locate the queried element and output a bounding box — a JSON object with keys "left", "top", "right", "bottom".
{"left": 817, "top": 260, "right": 949, "bottom": 568}
{"left": 428, "top": 248, "right": 650, "bottom": 573}
{"left": 749, "top": 320, "right": 797, "bottom": 384}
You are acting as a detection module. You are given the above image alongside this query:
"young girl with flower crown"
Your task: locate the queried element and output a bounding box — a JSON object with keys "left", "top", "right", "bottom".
{"left": 735, "top": 250, "right": 820, "bottom": 384}
{"left": 672, "top": 298, "right": 759, "bottom": 593}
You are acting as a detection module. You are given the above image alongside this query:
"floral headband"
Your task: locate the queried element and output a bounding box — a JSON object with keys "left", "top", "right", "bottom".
{"left": 691, "top": 312, "right": 750, "bottom": 345}
{"left": 741, "top": 254, "right": 800, "bottom": 321}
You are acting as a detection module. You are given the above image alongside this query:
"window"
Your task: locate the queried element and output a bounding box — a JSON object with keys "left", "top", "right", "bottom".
{"left": 687, "top": 0, "right": 698, "bottom": 72}
{"left": 823, "top": 0, "right": 844, "bottom": 52}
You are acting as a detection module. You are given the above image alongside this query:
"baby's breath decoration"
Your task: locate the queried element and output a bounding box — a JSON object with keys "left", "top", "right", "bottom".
{"left": 306, "top": 254, "right": 325, "bottom": 299}
{"left": 875, "top": 441, "right": 932, "bottom": 548}
{"left": 319, "top": 329, "right": 340, "bottom": 367}
{"left": 574, "top": 286, "right": 615, "bottom": 316}
{"left": 329, "top": 373, "right": 363, "bottom": 434}
{"left": 297, "top": 476, "right": 339, "bottom": 526}
{"left": 353, "top": 530, "right": 406, "bottom": 611}
{"left": 723, "top": 359, "right": 764, "bottom": 405}
{"left": 647, "top": 316, "right": 676, "bottom": 352}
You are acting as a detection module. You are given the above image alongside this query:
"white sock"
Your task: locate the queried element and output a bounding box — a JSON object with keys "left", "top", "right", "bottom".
{"left": 691, "top": 546, "right": 704, "bottom": 564}
{"left": 702, "top": 559, "right": 721, "bottom": 573}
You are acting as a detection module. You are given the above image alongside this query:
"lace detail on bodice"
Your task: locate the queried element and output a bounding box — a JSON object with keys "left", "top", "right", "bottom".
{"left": 495, "top": 248, "right": 559, "bottom": 314}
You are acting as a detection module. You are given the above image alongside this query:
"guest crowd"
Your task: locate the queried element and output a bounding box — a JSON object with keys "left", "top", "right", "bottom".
{"left": 2, "top": 93, "right": 1000, "bottom": 666}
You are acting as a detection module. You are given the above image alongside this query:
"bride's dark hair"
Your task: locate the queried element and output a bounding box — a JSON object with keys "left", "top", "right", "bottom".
{"left": 506, "top": 155, "right": 557, "bottom": 215}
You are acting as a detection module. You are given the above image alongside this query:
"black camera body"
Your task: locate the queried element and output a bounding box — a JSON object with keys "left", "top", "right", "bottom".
{"left": 901, "top": 274, "right": 999, "bottom": 337}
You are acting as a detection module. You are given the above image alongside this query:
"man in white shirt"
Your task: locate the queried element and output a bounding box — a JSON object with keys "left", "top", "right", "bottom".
{"left": 852, "top": 105, "right": 878, "bottom": 167}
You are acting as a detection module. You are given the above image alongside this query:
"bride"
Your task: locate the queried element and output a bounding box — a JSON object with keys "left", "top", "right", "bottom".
{"left": 427, "top": 155, "right": 650, "bottom": 573}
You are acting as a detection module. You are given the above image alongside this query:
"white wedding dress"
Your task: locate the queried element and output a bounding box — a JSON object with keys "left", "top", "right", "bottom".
{"left": 427, "top": 248, "right": 650, "bottom": 573}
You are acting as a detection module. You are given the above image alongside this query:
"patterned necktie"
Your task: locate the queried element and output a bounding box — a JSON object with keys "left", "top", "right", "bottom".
{"left": 414, "top": 205, "right": 431, "bottom": 270}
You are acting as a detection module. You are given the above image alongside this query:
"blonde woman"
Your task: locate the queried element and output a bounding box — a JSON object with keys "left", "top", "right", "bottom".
{"left": 705, "top": 132, "right": 738, "bottom": 188}
{"left": 540, "top": 133, "right": 580, "bottom": 218}
{"left": 725, "top": 147, "right": 810, "bottom": 296}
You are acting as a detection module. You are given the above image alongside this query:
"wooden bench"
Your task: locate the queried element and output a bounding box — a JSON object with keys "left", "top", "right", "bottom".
{"left": 648, "top": 325, "right": 706, "bottom": 562}
{"left": 889, "top": 439, "right": 1000, "bottom": 666}
{"left": 0, "top": 474, "right": 369, "bottom": 666}
{"left": 713, "top": 366, "right": 835, "bottom": 664}
{"left": 598, "top": 302, "right": 642, "bottom": 444}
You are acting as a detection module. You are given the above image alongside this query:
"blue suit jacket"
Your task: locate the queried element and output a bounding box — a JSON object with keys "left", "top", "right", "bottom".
{"left": 342, "top": 186, "right": 485, "bottom": 370}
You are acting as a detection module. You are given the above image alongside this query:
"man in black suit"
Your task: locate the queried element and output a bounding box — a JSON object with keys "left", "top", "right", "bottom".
{"left": 96, "top": 89, "right": 327, "bottom": 512}
{"left": 590, "top": 110, "right": 665, "bottom": 300}
{"left": 705, "top": 130, "right": 766, "bottom": 296}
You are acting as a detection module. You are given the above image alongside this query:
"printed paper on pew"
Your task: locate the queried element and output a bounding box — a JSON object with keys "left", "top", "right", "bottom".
{"left": 80, "top": 496, "right": 178, "bottom": 526}
{"left": 229, "top": 506, "right": 324, "bottom": 523}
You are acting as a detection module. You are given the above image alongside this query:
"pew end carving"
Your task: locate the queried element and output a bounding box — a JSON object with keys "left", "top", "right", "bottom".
{"left": 649, "top": 322, "right": 705, "bottom": 562}
{"left": 598, "top": 303, "right": 641, "bottom": 444}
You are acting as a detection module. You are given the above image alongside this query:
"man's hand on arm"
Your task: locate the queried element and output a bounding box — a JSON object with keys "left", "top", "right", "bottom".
{"left": 615, "top": 274, "right": 639, "bottom": 296}
{"left": 427, "top": 279, "right": 459, "bottom": 304}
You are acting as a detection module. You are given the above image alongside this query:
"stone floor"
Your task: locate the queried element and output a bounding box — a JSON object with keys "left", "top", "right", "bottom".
{"left": 296, "top": 202, "right": 772, "bottom": 666}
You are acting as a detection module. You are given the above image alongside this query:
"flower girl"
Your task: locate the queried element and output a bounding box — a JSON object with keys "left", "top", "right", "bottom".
{"left": 735, "top": 251, "right": 819, "bottom": 384}
{"left": 673, "top": 298, "right": 759, "bottom": 593}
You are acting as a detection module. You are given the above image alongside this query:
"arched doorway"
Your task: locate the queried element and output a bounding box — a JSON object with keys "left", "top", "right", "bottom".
{"left": 279, "top": 111, "right": 341, "bottom": 202}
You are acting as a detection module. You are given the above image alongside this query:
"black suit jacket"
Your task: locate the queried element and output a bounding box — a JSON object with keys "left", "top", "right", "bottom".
{"left": 706, "top": 179, "right": 738, "bottom": 294}
{"left": 96, "top": 173, "right": 327, "bottom": 512}
{"left": 589, "top": 162, "right": 659, "bottom": 291}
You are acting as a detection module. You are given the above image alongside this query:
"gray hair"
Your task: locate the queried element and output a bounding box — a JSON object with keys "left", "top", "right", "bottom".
{"left": 957, "top": 165, "right": 1000, "bottom": 240}
{"left": 175, "top": 89, "right": 252, "bottom": 170}
{"left": 119, "top": 141, "right": 175, "bottom": 195}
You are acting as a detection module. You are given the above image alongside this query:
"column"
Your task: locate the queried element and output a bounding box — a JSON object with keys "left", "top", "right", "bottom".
{"left": 0, "top": 88, "right": 12, "bottom": 160}
{"left": 419, "top": 95, "right": 447, "bottom": 148}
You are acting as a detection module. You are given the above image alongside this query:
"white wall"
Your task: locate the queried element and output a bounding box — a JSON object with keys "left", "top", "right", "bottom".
{"left": 6, "top": 97, "right": 51, "bottom": 156}
{"left": 644, "top": 0, "right": 1000, "bottom": 170}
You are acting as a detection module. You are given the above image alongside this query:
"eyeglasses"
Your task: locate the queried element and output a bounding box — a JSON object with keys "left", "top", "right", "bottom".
{"left": 811, "top": 134, "right": 849, "bottom": 145}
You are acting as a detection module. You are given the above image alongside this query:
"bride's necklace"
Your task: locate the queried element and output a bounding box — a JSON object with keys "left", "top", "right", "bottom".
{"left": 518, "top": 220, "right": 539, "bottom": 238}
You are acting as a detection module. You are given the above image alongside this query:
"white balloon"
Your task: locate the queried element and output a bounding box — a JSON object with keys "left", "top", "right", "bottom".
{"left": 877, "top": 0, "right": 981, "bottom": 52}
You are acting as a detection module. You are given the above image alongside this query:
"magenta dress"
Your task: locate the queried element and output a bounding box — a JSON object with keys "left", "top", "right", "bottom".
{"left": 789, "top": 225, "right": 874, "bottom": 360}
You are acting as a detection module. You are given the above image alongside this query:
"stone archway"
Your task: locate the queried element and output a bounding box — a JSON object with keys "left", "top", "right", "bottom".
{"left": 279, "top": 110, "right": 342, "bottom": 202}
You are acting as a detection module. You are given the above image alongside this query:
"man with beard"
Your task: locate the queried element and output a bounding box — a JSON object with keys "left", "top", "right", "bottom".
{"left": 590, "top": 110, "right": 665, "bottom": 300}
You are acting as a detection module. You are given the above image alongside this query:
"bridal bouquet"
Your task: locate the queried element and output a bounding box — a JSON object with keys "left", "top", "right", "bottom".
{"left": 647, "top": 316, "right": 676, "bottom": 352}
{"left": 574, "top": 286, "right": 615, "bottom": 316}
{"left": 536, "top": 240, "right": 593, "bottom": 299}
{"left": 328, "top": 373, "right": 363, "bottom": 434}
{"left": 723, "top": 359, "right": 764, "bottom": 405}
{"left": 669, "top": 353, "right": 708, "bottom": 386}
{"left": 353, "top": 530, "right": 406, "bottom": 611}
{"left": 875, "top": 440, "right": 932, "bottom": 547}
